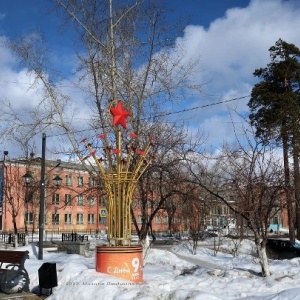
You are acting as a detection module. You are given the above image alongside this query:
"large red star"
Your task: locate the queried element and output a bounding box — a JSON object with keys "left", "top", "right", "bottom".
{"left": 110, "top": 100, "right": 130, "bottom": 129}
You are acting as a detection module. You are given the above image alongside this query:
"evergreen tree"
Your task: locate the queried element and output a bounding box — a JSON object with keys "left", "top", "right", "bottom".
{"left": 248, "top": 39, "right": 300, "bottom": 240}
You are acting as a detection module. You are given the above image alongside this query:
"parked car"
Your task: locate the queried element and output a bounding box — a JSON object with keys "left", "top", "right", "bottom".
{"left": 266, "top": 238, "right": 300, "bottom": 259}
{"left": 196, "top": 230, "right": 218, "bottom": 240}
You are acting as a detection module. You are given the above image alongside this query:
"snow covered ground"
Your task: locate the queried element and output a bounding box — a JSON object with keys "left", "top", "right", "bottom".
{"left": 5, "top": 237, "right": 300, "bottom": 300}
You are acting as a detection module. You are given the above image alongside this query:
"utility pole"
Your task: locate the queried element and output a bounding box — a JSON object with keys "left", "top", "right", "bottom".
{"left": 38, "top": 133, "right": 46, "bottom": 260}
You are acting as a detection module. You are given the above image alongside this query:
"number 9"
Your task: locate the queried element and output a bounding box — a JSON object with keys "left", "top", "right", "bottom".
{"left": 132, "top": 257, "right": 140, "bottom": 272}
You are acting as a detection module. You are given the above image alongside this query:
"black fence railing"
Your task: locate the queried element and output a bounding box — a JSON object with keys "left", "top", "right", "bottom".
{"left": 45, "top": 229, "right": 101, "bottom": 235}
{"left": 0, "top": 233, "right": 26, "bottom": 244}
{"left": 61, "top": 232, "right": 88, "bottom": 242}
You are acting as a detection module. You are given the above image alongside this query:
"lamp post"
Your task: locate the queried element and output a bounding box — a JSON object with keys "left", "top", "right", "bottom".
{"left": 39, "top": 133, "right": 46, "bottom": 260}
{"left": 0, "top": 151, "right": 8, "bottom": 231}
{"left": 22, "top": 134, "right": 62, "bottom": 260}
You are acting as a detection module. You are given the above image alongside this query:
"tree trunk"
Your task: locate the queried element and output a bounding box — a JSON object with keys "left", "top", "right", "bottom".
{"left": 282, "top": 125, "right": 295, "bottom": 241}
{"left": 257, "top": 244, "right": 270, "bottom": 277}
{"left": 12, "top": 212, "right": 18, "bottom": 235}
{"left": 192, "top": 237, "right": 198, "bottom": 255}
{"left": 254, "top": 235, "right": 270, "bottom": 277}
{"left": 292, "top": 124, "right": 300, "bottom": 240}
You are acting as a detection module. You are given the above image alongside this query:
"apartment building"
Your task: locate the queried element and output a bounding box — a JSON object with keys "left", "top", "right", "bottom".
{"left": 0, "top": 158, "right": 105, "bottom": 233}
{"left": 0, "top": 158, "right": 177, "bottom": 234}
{"left": 1, "top": 157, "right": 289, "bottom": 236}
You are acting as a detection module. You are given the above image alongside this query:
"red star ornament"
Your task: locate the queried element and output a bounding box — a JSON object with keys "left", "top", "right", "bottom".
{"left": 110, "top": 100, "right": 130, "bottom": 129}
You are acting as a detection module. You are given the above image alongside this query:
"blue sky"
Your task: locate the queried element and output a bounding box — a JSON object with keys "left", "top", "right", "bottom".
{"left": 0, "top": 0, "right": 299, "bottom": 157}
{"left": 1, "top": 1, "right": 251, "bottom": 34}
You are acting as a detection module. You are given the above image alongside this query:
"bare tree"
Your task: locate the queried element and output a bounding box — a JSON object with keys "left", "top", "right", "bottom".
{"left": 186, "top": 130, "right": 285, "bottom": 277}
{"left": 128, "top": 120, "right": 204, "bottom": 241}
{"left": 184, "top": 194, "right": 207, "bottom": 255}
{"left": 3, "top": 163, "right": 26, "bottom": 235}
{"left": 3, "top": 0, "right": 204, "bottom": 244}
{"left": 3, "top": 0, "right": 202, "bottom": 159}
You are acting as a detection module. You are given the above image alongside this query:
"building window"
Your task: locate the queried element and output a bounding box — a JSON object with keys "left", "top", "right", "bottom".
{"left": 154, "top": 216, "right": 160, "bottom": 224}
{"left": 212, "top": 218, "right": 218, "bottom": 227}
{"left": 65, "top": 194, "right": 72, "bottom": 206}
{"left": 88, "top": 214, "right": 95, "bottom": 224}
{"left": 77, "top": 213, "right": 84, "bottom": 224}
{"left": 218, "top": 207, "right": 222, "bottom": 215}
{"left": 88, "top": 196, "right": 95, "bottom": 206}
{"left": 52, "top": 214, "right": 59, "bottom": 225}
{"left": 25, "top": 212, "right": 33, "bottom": 224}
{"left": 65, "top": 213, "right": 72, "bottom": 224}
{"left": 77, "top": 195, "right": 84, "bottom": 206}
{"left": 162, "top": 216, "right": 168, "bottom": 224}
{"left": 89, "top": 177, "right": 97, "bottom": 187}
{"left": 137, "top": 215, "right": 142, "bottom": 224}
{"left": 65, "top": 175, "right": 72, "bottom": 186}
{"left": 77, "top": 176, "right": 84, "bottom": 186}
{"left": 52, "top": 193, "right": 60, "bottom": 205}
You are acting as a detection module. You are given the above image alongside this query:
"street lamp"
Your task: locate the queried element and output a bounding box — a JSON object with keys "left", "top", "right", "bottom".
{"left": 22, "top": 172, "right": 33, "bottom": 185}
{"left": 22, "top": 163, "right": 62, "bottom": 259}
{"left": 53, "top": 175, "right": 62, "bottom": 187}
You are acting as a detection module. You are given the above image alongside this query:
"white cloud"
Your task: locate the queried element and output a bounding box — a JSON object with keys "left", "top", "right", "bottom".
{"left": 173, "top": 0, "right": 300, "bottom": 150}
{"left": 177, "top": 0, "right": 300, "bottom": 91}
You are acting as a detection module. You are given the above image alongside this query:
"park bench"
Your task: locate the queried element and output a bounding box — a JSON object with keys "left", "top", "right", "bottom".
{"left": 0, "top": 250, "right": 30, "bottom": 294}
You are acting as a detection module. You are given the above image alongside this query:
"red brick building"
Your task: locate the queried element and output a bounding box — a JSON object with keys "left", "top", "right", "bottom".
{"left": 2, "top": 158, "right": 286, "bottom": 236}
{"left": 0, "top": 158, "right": 106, "bottom": 233}
{"left": 0, "top": 158, "right": 175, "bottom": 234}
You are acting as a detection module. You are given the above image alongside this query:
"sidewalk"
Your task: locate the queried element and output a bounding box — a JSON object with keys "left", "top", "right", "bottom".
{"left": 0, "top": 292, "right": 46, "bottom": 300}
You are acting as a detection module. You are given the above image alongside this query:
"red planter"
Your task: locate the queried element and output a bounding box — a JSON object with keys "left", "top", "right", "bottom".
{"left": 96, "top": 245, "right": 143, "bottom": 282}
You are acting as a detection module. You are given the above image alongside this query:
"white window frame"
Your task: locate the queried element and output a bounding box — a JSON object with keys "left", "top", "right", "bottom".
{"left": 77, "top": 213, "right": 84, "bottom": 224}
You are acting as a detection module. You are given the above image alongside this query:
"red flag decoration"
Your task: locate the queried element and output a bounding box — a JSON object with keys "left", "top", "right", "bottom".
{"left": 129, "top": 132, "right": 138, "bottom": 138}
{"left": 90, "top": 150, "right": 96, "bottom": 156}
{"left": 136, "top": 149, "right": 145, "bottom": 155}
{"left": 110, "top": 100, "right": 130, "bottom": 129}
{"left": 113, "top": 149, "right": 121, "bottom": 154}
{"left": 97, "top": 133, "right": 107, "bottom": 139}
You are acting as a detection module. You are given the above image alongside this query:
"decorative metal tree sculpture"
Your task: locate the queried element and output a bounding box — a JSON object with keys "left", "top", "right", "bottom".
{"left": 81, "top": 100, "right": 153, "bottom": 246}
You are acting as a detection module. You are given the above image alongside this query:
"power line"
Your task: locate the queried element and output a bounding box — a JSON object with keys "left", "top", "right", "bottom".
{"left": 156, "top": 95, "right": 250, "bottom": 117}
{"left": 47, "top": 94, "right": 250, "bottom": 138}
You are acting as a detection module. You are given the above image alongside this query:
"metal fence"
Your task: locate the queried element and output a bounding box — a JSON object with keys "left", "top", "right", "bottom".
{"left": 61, "top": 232, "right": 88, "bottom": 242}
{"left": 0, "top": 230, "right": 103, "bottom": 244}
{"left": 0, "top": 233, "right": 26, "bottom": 244}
